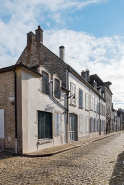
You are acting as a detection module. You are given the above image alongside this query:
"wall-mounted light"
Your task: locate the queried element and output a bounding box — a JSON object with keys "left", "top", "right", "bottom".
{"left": 67, "top": 93, "right": 75, "bottom": 99}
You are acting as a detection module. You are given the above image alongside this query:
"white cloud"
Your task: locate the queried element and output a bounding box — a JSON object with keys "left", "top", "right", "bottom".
{"left": 43, "top": 29, "right": 124, "bottom": 109}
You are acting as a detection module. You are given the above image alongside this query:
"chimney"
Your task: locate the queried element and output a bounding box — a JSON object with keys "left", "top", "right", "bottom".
{"left": 86, "top": 69, "right": 90, "bottom": 82}
{"left": 35, "top": 25, "right": 43, "bottom": 43}
{"left": 93, "top": 80, "right": 97, "bottom": 90}
{"left": 81, "top": 69, "right": 90, "bottom": 82}
{"left": 59, "top": 46, "right": 65, "bottom": 61}
{"left": 27, "top": 31, "right": 34, "bottom": 48}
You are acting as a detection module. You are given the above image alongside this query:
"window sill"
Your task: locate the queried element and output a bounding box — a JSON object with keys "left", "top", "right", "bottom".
{"left": 38, "top": 139, "right": 53, "bottom": 145}
{"left": 85, "top": 109, "right": 89, "bottom": 111}
{"left": 70, "top": 104, "right": 76, "bottom": 107}
{"left": 79, "top": 107, "right": 83, "bottom": 109}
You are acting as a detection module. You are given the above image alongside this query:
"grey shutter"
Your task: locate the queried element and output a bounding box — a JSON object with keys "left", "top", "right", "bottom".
{"left": 55, "top": 113, "right": 58, "bottom": 135}
{"left": 79, "top": 89, "right": 83, "bottom": 108}
{"left": 92, "top": 118, "right": 94, "bottom": 132}
{"left": 0, "top": 109, "right": 4, "bottom": 138}
{"left": 79, "top": 115, "right": 83, "bottom": 132}
{"left": 90, "top": 118, "right": 92, "bottom": 133}
{"left": 55, "top": 113, "right": 60, "bottom": 135}
{"left": 94, "top": 118, "right": 95, "bottom": 132}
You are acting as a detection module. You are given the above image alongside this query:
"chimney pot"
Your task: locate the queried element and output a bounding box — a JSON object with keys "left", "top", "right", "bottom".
{"left": 59, "top": 46, "right": 65, "bottom": 61}
{"left": 35, "top": 25, "right": 43, "bottom": 43}
{"left": 27, "top": 31, "right": 34, "bottom": 48}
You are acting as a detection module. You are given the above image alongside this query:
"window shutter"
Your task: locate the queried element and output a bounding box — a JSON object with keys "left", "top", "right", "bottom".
{"left": 92, "top": 118, "right": 94, "bottom": 132}
{"left": 79, "top": 89, "right": 83, "bottom": 108}
{"left": 85, "top": 117, "right": 88, "bottom": 133}
{"left": 79, "top": 115, "right": 83, "bottom": 132}
{"left": 95, "top": 119, "right": 97, "bottom": 132}
{"left": 0, "top": 109, "right": 4, "bottom": 138}
{"left": 94, "top": 98, "right": 95, "bottom": 111}
{"left": 90, "top": 96, "right": 91, "bottom": 110}
{"left": 55, "top": 113, "right": 60, "bottom": 135}
{"left": 97, "top": 119, "right": 99, "bottom": 132}
{"left": 90, "top": 117, "right": 92, "bottom": 133}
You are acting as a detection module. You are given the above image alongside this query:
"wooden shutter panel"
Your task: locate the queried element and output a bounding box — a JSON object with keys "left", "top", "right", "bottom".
{"left": 79, "top": 89, "right": 83, "bottom": 108}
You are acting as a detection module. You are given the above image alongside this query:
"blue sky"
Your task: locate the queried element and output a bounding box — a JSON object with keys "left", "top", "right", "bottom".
{"left": 0, "top": 0, "right": 124, "bottom": 109}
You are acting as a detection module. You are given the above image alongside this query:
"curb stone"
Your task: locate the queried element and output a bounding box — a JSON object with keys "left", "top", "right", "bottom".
{"left": 23, "top": 132, "right": 122, "bottom": 157}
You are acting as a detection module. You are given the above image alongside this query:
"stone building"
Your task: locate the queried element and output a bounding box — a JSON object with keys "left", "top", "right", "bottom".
{"left": 88, "top": 74, "right": 113, "bottom": 133}
{"left": 0, "top": 64, "right": 66, "bottom": 154}
{"left": 17, "top": 26, "right": 106, "bottom": 144}
{"left": 0, "top": 26, "right": 108, "bottom": 154}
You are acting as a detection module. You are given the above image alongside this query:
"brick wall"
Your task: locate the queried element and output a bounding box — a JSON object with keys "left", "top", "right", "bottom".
{"left": 0, "top": 71, "right": 15, "bottom": 153}
{"left": 17, "top": 34, "right": 67, "bottom": 87}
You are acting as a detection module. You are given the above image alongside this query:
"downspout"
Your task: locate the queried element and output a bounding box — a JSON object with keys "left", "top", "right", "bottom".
{"left": 13, "top": 68, "right": 17, "bottom": 154}
{"left": 99, "top": 96, "right": 101, "bottom": 135}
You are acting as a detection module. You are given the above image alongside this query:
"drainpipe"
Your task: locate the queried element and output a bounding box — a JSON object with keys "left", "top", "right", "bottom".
{"left": 99, "top": 97, "right": 101, "bottom": 135}
{"left": 13, "top": 68, "right": 17, "bottom": 154}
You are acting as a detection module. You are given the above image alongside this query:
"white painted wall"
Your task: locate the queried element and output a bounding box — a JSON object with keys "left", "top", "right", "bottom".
{"left": 68, "top": 72, "right": 106, "bottom": 141}
{"left": 21, "top": 68, "right": 66, "bottom": 154}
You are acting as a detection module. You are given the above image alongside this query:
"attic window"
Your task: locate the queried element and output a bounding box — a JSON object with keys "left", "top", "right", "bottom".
{"left": 42, "top": 71, "right": 49, "bottom": 95}
{"left": 54, "top": 79, "right": 60, "bottom": 99}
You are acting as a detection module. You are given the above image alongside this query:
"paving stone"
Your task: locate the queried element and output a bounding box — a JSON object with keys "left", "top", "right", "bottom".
{"left": 0, "top": 133, "right": 124, "bottom": 184}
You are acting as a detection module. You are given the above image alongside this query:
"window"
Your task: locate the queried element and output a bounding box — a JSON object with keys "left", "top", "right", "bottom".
{"left": 94, "top": 97, "right": 96, "bottom": 112}
{"left": 79, "top": 115, "right": 83, "bottom": 133}
{"left": 97, "top": 119, "right": 99, "bottom": 132}
{"left": 79, "top": 89, "right": 83, "bottom": 108}
{"left": 90, "top": 95, "right": 94, "bottom": 110}
{"left": 54, "top": 79, "right": 60, "bottom": 99}
{"left": 100, "top": 102, "right": 102, "bottom": 114}
{"left": 42, "top": 71, "right": 49, "bottom": 95}
{"left": 90, "top": 117, "right": 94, "bottom": 133}
{"left": 38, "top": 111, "right": 52, "bottom": 139}
{"left": 90, "top": 95, "right": 92, "bottom": 110}
{"left": 102, "top": 104, "right": 103, "bottom": 115}
{"left": 55, "top": 113, "right": 61, "bottom": 135}
{"left": 97, "top": 100, "right": 99, "bottom": 113}
{"left": 70, "top": 83, "right": 76, "bottom": 105}
{"left": 85, "top": 117, "right": 89, "bottom": 133}
{"left": 92, "top": 96, "right": 94, "bottom": 110}
{"left": 85, "top": 93, "right": 89, "bottom": 110}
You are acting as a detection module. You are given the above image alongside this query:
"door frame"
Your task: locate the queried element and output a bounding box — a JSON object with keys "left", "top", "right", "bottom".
{"left": 69, "top": 113, "right": 78, "bottom": 141}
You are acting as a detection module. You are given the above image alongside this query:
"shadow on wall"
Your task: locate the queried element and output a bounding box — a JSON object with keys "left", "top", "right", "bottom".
{"left": 109, "top": 151, "right": 124, "bottom": 185}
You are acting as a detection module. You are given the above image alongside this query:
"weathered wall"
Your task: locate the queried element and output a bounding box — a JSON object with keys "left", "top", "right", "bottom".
{"left": 0, "top": 71, "right": 15, "bottom": 152}
{"left": 17, "top": 35, "right": 67, "bottom": 87}
{"left": 20, "top": 68, "right": 66, "bottom": 154}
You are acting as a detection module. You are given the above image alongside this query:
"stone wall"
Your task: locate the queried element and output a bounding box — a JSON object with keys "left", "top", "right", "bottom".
{"left": 0, "top": 71, "right": 15, "bottom": 153}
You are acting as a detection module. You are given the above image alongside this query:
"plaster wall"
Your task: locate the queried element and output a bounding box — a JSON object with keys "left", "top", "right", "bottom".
{"left": 21, "top": 69, "right": 66, "bottom": 154}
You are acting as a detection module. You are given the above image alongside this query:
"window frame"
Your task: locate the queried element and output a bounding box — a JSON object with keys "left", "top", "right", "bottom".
{"left": 79, "top": 88, "right": 83, "bottom": 108}
{"left": 70, "top": 82, "right": 76, "bottom": 106}
{"left": 85, "top": 93, "right": 89, "bottom": 110}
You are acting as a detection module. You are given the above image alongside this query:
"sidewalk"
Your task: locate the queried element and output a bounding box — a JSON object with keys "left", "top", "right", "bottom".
{"left": 23, "top": 131, "right": 122, "bottom": 157}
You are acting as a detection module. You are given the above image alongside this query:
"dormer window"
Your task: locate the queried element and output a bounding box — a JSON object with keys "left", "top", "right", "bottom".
{"left": 54, "top": 79, "right": 60, "bottom": 99}
{"left": 42, "top": 71, "right": 49, "bottom": 95}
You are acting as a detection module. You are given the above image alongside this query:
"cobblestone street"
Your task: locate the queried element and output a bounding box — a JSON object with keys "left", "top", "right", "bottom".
{"left": 0, "top": 132, "right": 124, "bottom": 185}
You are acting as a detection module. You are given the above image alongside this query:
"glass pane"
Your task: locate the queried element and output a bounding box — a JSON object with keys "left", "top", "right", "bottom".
{"left": 38, "top": 111, "right": 52, "bottom": 139}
